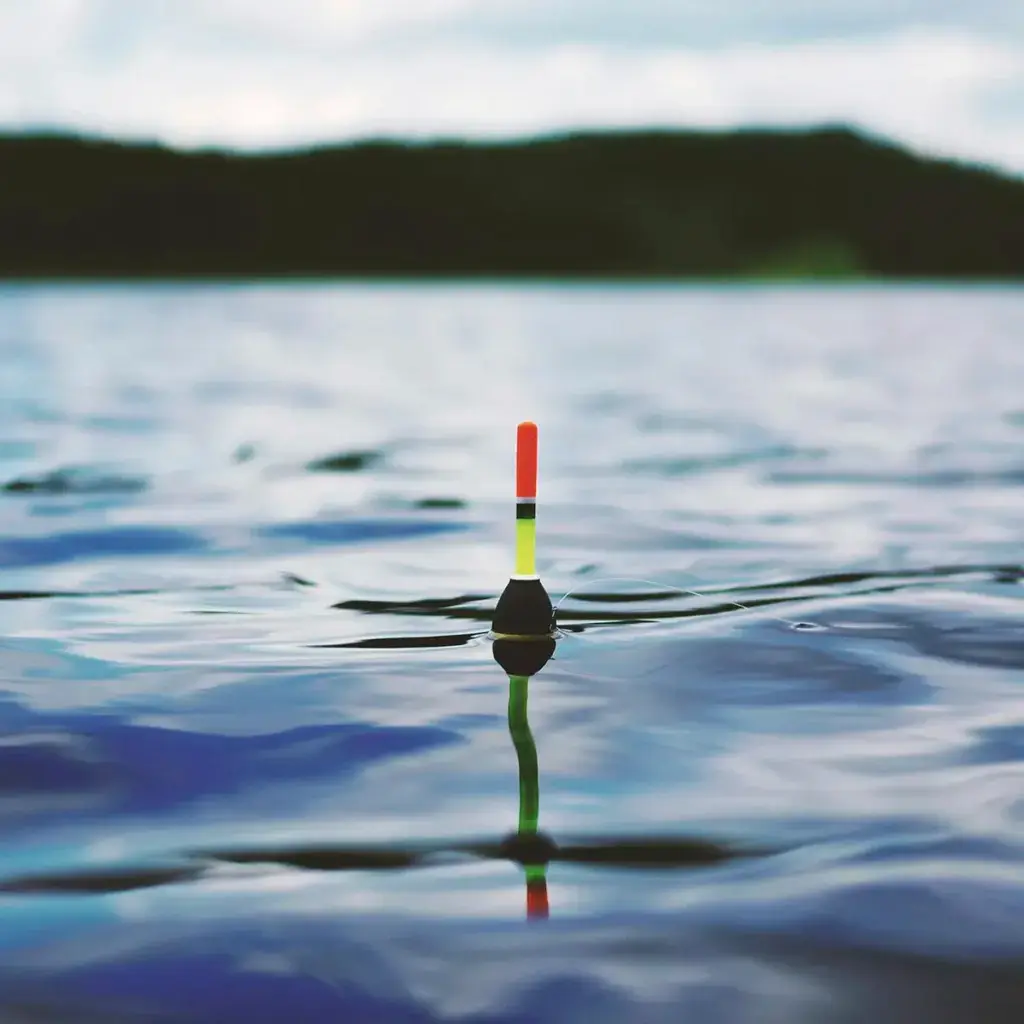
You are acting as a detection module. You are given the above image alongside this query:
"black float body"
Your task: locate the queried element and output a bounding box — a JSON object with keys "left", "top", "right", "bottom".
{"left": 491, "top": 576, "right": 555, "bottom": 639}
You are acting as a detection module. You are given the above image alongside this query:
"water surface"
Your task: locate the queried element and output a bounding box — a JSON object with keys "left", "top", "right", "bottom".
{"left": 1, "top": 283, "right": 1024, "bottom": 1021}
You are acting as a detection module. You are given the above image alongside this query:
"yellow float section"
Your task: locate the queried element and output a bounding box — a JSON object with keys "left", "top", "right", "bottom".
{"left": 515, "top": 517, "right": 537, "bottom": 576}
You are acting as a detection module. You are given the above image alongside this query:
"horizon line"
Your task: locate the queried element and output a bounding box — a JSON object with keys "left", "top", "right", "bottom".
{"left": 2, "top": 120, "right": 1019, "bottom": 182}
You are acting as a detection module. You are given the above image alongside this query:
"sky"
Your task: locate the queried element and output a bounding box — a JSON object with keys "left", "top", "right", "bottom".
{"left": 1, "top": 0, "right": 1023, "bottom": 174}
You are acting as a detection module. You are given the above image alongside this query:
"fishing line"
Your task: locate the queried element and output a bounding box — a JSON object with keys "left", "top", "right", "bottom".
{"left": 545, "top": 573, "right": 820, "bottom": 689}
{"left": 553, "top": 575, "right": 822, "bottom": 630}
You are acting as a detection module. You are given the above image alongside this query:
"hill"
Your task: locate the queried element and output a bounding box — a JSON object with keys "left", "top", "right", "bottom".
{"left": 1, "top": 127, "right": 1022, "bottom": 278}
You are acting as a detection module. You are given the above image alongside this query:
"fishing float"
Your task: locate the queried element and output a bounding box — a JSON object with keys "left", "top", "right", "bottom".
{"left": 491, "top": 421, "right": 556, "bottom": 648}
{"left": 491, "top": 421, "right": 557, "bottom": 919}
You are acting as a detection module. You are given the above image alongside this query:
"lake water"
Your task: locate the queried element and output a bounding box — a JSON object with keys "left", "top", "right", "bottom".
{"left": 1, "top": 283, "right": 1024, "bottom": 1022}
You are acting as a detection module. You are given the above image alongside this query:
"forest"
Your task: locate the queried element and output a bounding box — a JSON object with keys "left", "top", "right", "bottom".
{"left": 1, "top": 127, "right": 1022, "bottom": 278}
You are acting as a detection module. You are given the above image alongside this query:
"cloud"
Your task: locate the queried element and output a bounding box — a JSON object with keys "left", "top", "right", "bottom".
{"left": 436, "top": 0, "right": 1024, "bottom": 48}
{"left": 0, "top": 2, "right": 1022, "bottom": 174}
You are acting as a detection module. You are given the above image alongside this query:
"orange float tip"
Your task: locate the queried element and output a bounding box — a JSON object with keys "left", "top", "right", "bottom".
{"left": 516, "top": 421, "right": 538, "bottom": 499}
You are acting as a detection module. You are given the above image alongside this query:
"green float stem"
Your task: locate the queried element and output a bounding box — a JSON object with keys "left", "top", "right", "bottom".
{"left": 508, "top": 674, "right": 539, "bottom": 835}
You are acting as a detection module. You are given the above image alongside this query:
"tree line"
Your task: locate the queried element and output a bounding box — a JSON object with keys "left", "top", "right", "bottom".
{"left": 1, "top": 127, "right": 1022, "bottom": 278}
